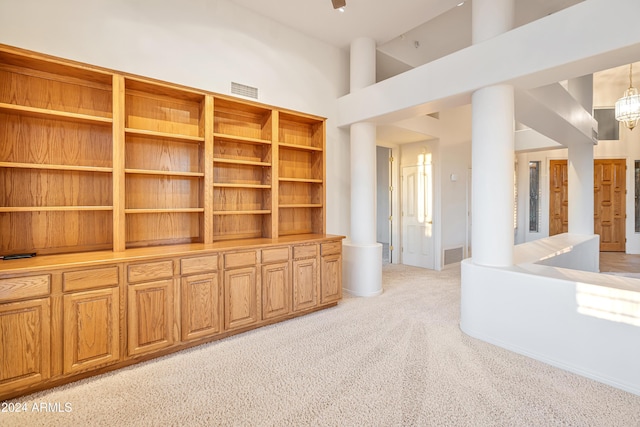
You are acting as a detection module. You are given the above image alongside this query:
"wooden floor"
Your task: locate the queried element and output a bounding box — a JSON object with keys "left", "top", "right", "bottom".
{"left": 599, "top": 252, "right": 640, "bottom": 273}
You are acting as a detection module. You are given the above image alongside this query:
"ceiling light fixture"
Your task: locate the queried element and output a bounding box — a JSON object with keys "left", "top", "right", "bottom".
{"left": 615, "top": 64, "right": 640, "bottom": 131}
{"left": 457, "top": 1, "right": 465, "bottom": 6}
{"left": 331, "top": 0, "right": 346, "bottom": 10}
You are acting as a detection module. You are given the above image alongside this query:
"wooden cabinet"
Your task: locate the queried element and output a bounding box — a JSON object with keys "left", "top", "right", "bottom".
{"left": 127, "top": 261, "right": 175, "bottom": 356}
{"left": 63, "top": 287, "right": 120, "bottom": 374}
{"left": 62, "top": 264, "right": 121, "bottom": 374}
{"left": 320, "top": 240, "right": 342, "bottom": 304}
{"left": 181, "top": 254, "right": 221, "bottom": 341}
{"left": 224, "top": 266, "right": 259, "bottom": 330}
{"left": 261, "top": 246, "right": 291, "bottom": 320}
{"left": 292, "top": 244, "right": 319, "bottom": 312}
{"left": 0, "top": 297, "right": 50, "bottom": 392}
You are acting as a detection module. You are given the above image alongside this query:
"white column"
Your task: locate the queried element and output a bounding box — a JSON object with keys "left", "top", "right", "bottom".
{"left": 567, "top": 74, "right": 595, "bottom": 235}
{"left": 568, "top": 144, "right": 594, "bottom": 235}
{"left": 470, "top": 0, "right": 515, "bottom": 267}
{"left": 568, "top": 75, "right": 594, "bottom": 113}
{"left": 343, "top": 37, "right": 382, "bottom": 297}
{"left": 471, "top": 85, "right": 515, "bottom": 266}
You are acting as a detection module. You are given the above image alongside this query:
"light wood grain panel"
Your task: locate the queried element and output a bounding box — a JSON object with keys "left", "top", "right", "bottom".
{"left": 213, "top": 98, "right": 272, "bottom": 140}
{"left": 320, "top": 254, "right": 341, "bottom": 304}
{"left": 278, "top": 181, "right": 322, "bottom": 205}
{"left": 181, "top": 273, "right": 220, "bottom": 341}
{"left": 292, "top": 258, "right": 317, "bottom": 312}
{"left": 125, "top": 212, "right": 202, "bottom": 247}
{"left": 213, "top": 162, "right": 271, "bottom": 186}
{"left": 204, "top": 95, "right": 215, "bottom": 244}
{"left": 63, "top": 266, "right": 119, "bottom": 292}
{"left": 262, "top": 262, "right": 290, "bottom": 320}
{"left": 125, "top": 175, "right": 201, "bottom": 209}
{"left": 63, "top": 287, "right": 119, "bottom": 374}
{"left": 127, "top": 279, "right": 174, "bottom": 356}
{"left": 125, "top": 90, "right": 202, "bottom": 138}
{"left": 212, "top": 214, "right": 266, "bottom": 241}
{"left": 0, "top": 49, "right": 112, "bottom": 87}
{"left": 1, "top": 168, "right": 112, "bottom": 208}
{"left": 0, "top": 211, "right": 113, "bottom": 255}
{"left": 293, "top": 244, "right": 318, "bottom": 260}
{"left": 262, "top": 247, "right": 289, "bottom": 264}
{"left": 127, "top": 260, "right": 174, "bottom": 283}
{"left": 112, "top": 74, "right": 126, "bottom": 252}
{"left": 0, "top": 68, "right": 112, "bottom": 118}
{"left": 0, "top": 113, "right": 112, "bottom": 167}
{"left": 278, "top": 113, "right": 323, "bottom": 148}
{"left": 224, "top": 266, "right": 258, "bottom": 330}
{"left": 279, "top": 207, "right": 323, "bottom": 236}
{"left": 181, "top": 254, "right": 218, "bottom": 275}
{"left": 0, "top": 298, "right": 50, "bottom": 389}
{"left": 0, "top": 275, "right": 50, "bottom": 302}
{"left": 213, "top": 139, "right": 271, "bottom": 163}
{"left": 125, "top": 135, "right": 202, "bottom": 174}
{"left": 214, "top": 187, "right": 270, "bottom": 212}
{"left": 224, "top": 251, "right": 257, "bottom": 269}
{"left": 321, "top": 241, "right": 342, "bottom": 256}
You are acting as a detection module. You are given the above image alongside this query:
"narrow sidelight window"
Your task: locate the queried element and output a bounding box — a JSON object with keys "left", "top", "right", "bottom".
{"left": 529, "top": 161, "right": 540, "bottom": 232}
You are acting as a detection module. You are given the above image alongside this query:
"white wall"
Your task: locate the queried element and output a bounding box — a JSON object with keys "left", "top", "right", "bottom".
{"left": 0, "top": 0, "right": 351, "bottom": 237}
{"left": 462, "top": 234, "right": 640, "bottom": 396}
{"left": 439, "top": 105, "right": 472, "bottom": 259}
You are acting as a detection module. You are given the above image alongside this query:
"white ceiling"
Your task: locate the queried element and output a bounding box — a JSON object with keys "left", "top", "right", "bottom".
{"left": 228, "top": 0, "right": 629, "bottom": 145}
{"left": 229, "top": 0, "right": 583, "bottom": 73}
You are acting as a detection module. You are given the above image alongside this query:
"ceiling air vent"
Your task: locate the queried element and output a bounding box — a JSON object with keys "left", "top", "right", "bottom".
{"left": 231, "top": 82, "right": 258, "bottom": 99}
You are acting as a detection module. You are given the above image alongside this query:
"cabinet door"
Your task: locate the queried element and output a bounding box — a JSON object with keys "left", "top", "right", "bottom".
{"left": 321, "top": 254, "right": 342, "bottom": 304}
{"left": 262, "top": 262, "right": 290, "bottom": 320}
{"left": 0, "top": 299, "right": 50, "bottom": 394}
{"left": 292, "top": 258, "right": 318, "bottom": 312}
{"left": 224, "top": 267, "right": 258, "bottom": 330}
{"left": 128, "top": 279, "right": 174, "bottom": 356}
{"left": 63, "top": 288, "right": 120, "bottom": 374}
{"left": 181, "top": 273, "right": 221, "bottom": 341}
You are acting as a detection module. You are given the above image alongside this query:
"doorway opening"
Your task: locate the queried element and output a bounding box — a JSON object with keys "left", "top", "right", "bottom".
{"left": 376, "top": 146, "right": 393, "bottom": 264}
{"left": 549, "top": 158, "right": 626, "bottom": 252}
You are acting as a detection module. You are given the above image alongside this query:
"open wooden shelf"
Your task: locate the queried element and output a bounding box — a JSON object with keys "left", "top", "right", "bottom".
{"left": 0, "top": 103, "right": 113, "bottom": 125}
{"left": 213, "top": 158, "right": 271, "bottom": 167}
{"left": 0, "top": 44, "right": 326, "bottom": 255}
{"left": 213, "top": 133, "right": 271, "bottom": 146}
{"left": 213, "top": 210, "right": 271, "bottom": 215}
{"left": 0, "top": 162, "right": 113, "bottom": 173}
{"left": 0, "top": 206, "right": 113, "bottom": 212}
{"left": 278, "top": 142, "right": 323, "bottom": 152}
{"left": 125, "top": 127, "right": 205, "bottom": 143}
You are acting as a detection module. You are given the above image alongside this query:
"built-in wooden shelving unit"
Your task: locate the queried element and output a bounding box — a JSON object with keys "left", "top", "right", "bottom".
{"left": 0, "top": 43, "right": 339, "bottom": 403}
{"left": 0, "top": 44, "right": 326, "bottom": 256}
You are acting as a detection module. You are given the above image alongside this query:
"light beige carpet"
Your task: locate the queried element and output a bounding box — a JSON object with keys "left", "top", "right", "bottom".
{"left": 3, "top": 263, "right": 640, "bottom": 426}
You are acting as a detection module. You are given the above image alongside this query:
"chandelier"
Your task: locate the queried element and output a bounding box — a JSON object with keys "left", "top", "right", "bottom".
{"left": 615, "top": 64, "right": 640, "bottom": 131}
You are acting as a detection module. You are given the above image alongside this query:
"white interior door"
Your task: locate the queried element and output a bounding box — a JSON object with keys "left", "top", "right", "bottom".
{"left": 402, "top": 164, "right": 435, "bottom": 269}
